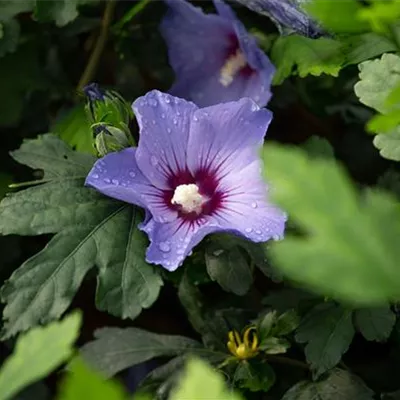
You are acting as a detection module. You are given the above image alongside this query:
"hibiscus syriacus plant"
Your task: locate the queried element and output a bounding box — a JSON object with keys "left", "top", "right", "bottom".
{"left": 86, "top": 90, "right": 286, "bottom": 270}
{"left": 2, "top": 0, "right": 400, "bottom": 399}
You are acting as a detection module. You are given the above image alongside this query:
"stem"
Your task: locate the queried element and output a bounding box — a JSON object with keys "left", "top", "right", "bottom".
{"left": 266, "top": 355, "right": 309, "bottom": 370}
{"left": 77, "top": 0, "right": 116, "bottom": 91}
{"left": 113, "top": 0, "right": 151, "bottom": 32}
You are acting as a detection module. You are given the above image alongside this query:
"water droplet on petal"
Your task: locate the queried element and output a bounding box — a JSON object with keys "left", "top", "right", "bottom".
{"left": 92, "top": 174, "right": 99, "bottom": 179}
{"left": 159, "top": 241, "right": 171, "bottom": 252}
{"left": 245, "top": 228, "right": 253, "bottom": 233}
{"left": 255, "top": 229, "right": 262, "bottom": 235}
{"left": 161, "top": 113, "right": 166, "bottom": 119}
{"left": 152, "top": 120, "right": 156, "bottom": 125}
{"left": 173, "top": 118, "right": 178, "bottom": 125}
{"left": 167, "top": 128, "right": 172, "bottom": 133}
{"left": 149, "top": 98, "right": 158, "bottom": 107}
{"left": 193, "top": 115, "right": 199, "bottom": 122}
{"left": 112, "top": 179, "right": 119, "bottom": 185}
{"left": 129, "top": 171, "right": 136, "bottom": 178}
{"left": 104, "top": 178, "right": 111, "bottom": 184}
{"left": 165, "top": 97, "right": 171, "bottom": 104}
{"left": 151, "top": 155, "right": 158, "bottom": 166}
{"left": 188, "top": 251, "right": 193, "bottom": 256}
{"left": 251, "top": 201, "right": 258, "bottom": 209}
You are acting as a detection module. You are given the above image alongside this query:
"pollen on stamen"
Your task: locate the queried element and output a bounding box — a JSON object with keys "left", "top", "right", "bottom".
{"left": 219, "top": 49, "right": 247, "bottom": 87}
{"left": 171, "top": 183, "right": 205, "bottom": 214}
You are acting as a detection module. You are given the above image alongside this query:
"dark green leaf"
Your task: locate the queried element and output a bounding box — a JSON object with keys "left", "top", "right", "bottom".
{"left": 282, "top": 368, "right": 374, "bottom": 399}
{"left": 10, "top": 134, "right": 95, "bottom": 179}
{"left": 205, "top": 246, "right": 252, "bottom": 296}
{"left": 302, "top": 136, "right": 334, "bottom": 159}
{"left": 259, "top": 337, "right": 290, "bottom": 354}
{"left": 295, "top": 303, "right": 354, "bottom": 377}
{"left": 95, "top": 206, "right": 163, "bottom": 320}
{"left": 272, "top": 310, "right": 300, "bottom": 336}
{"left": 0, "top": 19, "right": 20, "bottom": 57}
{"left": 271, "top": 35, "right": 344, "bottom": 85}
{"left": 234, "top": 360, "right": 275, "bottom": 392}
{"left": 80, "top": 327, "right": 203, "bottom": 378}
{"left": 0, "top": 0, "right": 34, "bottom": 21}
{"left": 344, "top": 33, "right": 397, "bottom": 66}
{"left": 263, "top": 143, "right": 400, "bottom": 304}
{"left": 354, "top": 306, "right": 395, "bottom": 342}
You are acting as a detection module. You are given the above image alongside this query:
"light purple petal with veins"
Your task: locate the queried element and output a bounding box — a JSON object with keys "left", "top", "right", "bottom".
{"left": 86, "top": 90, "right": 286, "bottom": 271}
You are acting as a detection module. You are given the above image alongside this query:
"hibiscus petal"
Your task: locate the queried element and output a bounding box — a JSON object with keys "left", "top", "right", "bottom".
{"left": 142, "top": 217, "right": 222, "bottom": 271}
{"left": 187, "top": 97, "right": 272, "bottom": 177}
{"left": 85, "top": 148, "right": 177, "bottom": 222}
{"left": 213, "top": 159, "right": 286, "bottom": 241}
{"left": 133, "top": 90, "right": 198, "bottom": 190}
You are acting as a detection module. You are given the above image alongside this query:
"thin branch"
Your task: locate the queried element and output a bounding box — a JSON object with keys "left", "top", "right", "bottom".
{"left": 77, "top": 0, "right": 116, "bottom": 92}
{"left": 266, "top": 355, "right": 310, "bottom": 370}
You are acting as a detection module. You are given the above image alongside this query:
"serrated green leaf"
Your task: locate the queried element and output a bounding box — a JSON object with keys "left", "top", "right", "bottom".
{"left": 282, "top": 368, "right": 374, "bottom": 400}
{"left": 234, "top": 360, "right": 275, "bottom": 392}
{"left": 354, "top": 306, "right": 395, "bottom": 342}
{"left": 0, "top": 19, "right": 20, "bottom": 57}
{"left": 271, "top": 35, "right": 344, "bottom": 85}
{"left": 10, "top": 134, "right": 95, "bottom": 179}
{"left": 205, "top": 245, "right": 252, "bottom": 296}
{"left": 170, "top": 358, "right": 242, "bottom": 400}
{"left": 95, "top": 206, "right": 163, "bottom": 320}
{"left": 304, "top": 0, "right": 369, "bottom": 34}
{"left": 373, "top": 129, "right": 400, "bottom": 161}
{"left": 80, "top": 327, "right": 203, "bottom": 378}
{"left": 344, "top": 33, "right": 397, "bottom": 66}
{"left": 0, "top": 181, "right": 114, "bottom": 235}
{"left": 355, "top": 54, "right": 400, "bottom": 115}
{"left": 0, "top": 312, "right": 81, "bottom": 400}
{"left": 263, "top": 143, "right": 400, "bottom": 304}
{"left": 295, "top": 303, "right": 354, "bottom": 377}
{"left": 58, "top": 358, "right": 127, "bottom": 400}
{"left": 51, "top": 105, "right": 95, "bottom": 155}
{"left": 1, "top": 135, "right": 161, "bottom": 336}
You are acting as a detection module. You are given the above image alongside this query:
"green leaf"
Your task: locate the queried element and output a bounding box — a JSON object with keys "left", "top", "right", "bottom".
{"left": 368, "top": 111, "right": 400, "bottom": 134}
{"left": 272, "top": 310, "right": 300, "bottom": 336}
{"left": 263, "top": 143, "right": 400, "bottom": 304}
{"left": 355, "top": 54, "right": 400, "bottom": 115}
{"left": 295, "top": 303, "right": 354, "bottom": 377}
{"left": 1, "top": 135, "right": 161, "bottom": 337}
{"left": 0, "top": 19, "right": 20, "bottom": 57}
{"left": 0, "top": 312, "right": 81, "bottom": 400}
{"left": 10, "top": 133, "right": 95, "bottom": 179}
{"left": 94, "top": 206, "right": 163, "bottom": 320}
{"left": 282, "top": 368, "right": 374, "bottom": 400}
{"left": 263, "top": 289, "right": 318, "bottom": 313}
{"left": 358, "top": 0, "right": 400, "bottom": 35}
{"left": 344, "top": 33, "right": 397, "bottom": 66}
{"left": 354, "top": 306, "right": 396, "bottom": 342}
{"left": 301, "top": 136, "right": 334, "bottom": 159}
{"left": 373, "top": 129, "right": 400, "bottom": 161}
{"left": 0, "top": 42, "right": 46, "bottom": 126}
{"left": 304, "top": 0, "right": 369, "bottom": 34}
{"left": 170, "top": 358, "right": 243, "bottom": 400}
{"left": 58, "top": 358, "right": 127, "bottom": 400}
{"left": 271, "top": 35, "right": 344, "bottom": 85}
{"left": 33, "top": 0, "right": 98, "bottom": 27}
{"left": 259, "top": 337, "right": 291, "bottom": 354}
{"left": 0, "top": 0, "right": 34, "bottom": 21}
{"left": 205, "top": 245, "right": 253, "bottom": 296}
{"left": 234, "top": 360, "right": 275, "bottom": 393}
{"left": 51, "top": 105, "right": 95, "bottom": 155}
{"left": 0, "top": 181, "right": 115, "bottom": 235}
{"left": 80, "top": 327, "right": 203, "bottom": 378}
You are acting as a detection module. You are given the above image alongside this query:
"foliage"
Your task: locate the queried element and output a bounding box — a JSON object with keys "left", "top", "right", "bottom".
{"left": 2, "top": 0, "right": 400, "bottom": 399}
